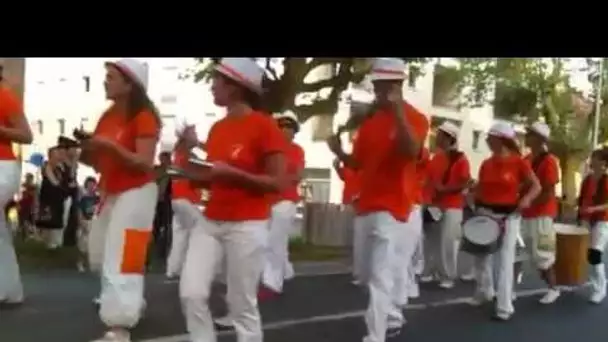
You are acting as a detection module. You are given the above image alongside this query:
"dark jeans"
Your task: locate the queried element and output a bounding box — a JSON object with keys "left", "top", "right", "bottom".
{"left": 152, "top": 201, "right": 173, "bottom": 261}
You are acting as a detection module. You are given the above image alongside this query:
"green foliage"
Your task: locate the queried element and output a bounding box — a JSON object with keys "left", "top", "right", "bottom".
{"left": 453, "top": 58, "right": 594, "bottom": 157}
{"left": 188, "top": 58, "right": 429, "bottom": 122}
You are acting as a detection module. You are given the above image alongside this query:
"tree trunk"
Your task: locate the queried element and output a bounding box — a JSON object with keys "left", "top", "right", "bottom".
{"left": 557, "top": 152, "right": 584, "bottom": 219}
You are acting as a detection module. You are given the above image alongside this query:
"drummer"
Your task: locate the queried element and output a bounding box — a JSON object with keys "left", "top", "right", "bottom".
{"left": 578, "top": 148, "right": 608, "bottom": 304}
{"left": 422, "top": 121, "right": 472, "bottom": 289}
{"left": 521, "top": 122, "right": 561, "bottom": 304}
{"left": 469, "top": 121, "right": 541, "bottom": 321}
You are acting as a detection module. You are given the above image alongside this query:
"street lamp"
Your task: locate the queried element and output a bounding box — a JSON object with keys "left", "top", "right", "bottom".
{"left": 592, "top": 57, "right": 604, "bottom": 148}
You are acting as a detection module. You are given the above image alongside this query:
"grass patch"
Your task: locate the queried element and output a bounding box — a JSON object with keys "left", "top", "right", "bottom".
{"left": 288, "top": 237, "right": 348, "bottom": 262}
{"left": 14, "top": 239, "right": 79, "bottom": 270}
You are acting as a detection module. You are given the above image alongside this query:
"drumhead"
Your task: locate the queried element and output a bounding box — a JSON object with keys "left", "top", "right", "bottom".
{"left": 463, "top": 216, "right": 501, "bottom": 245}
{"left": 554, "top": 223, "right": 588, "bottom": 236}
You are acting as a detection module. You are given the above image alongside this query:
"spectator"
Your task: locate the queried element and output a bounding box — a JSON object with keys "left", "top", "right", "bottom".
{"left": 76, "top": 176, "right": 99, "bottom": 272}
{"left": 57, "top": 136, "right": 79, "bottom": 247}
{"left": 17, "top": 172, "right": 37, "bottom": 240}
{"left": 36, "top": 147, "right": 69, "bottom": 249}
{"left": 152, "top": 151, "right": 173, "bottom": 261}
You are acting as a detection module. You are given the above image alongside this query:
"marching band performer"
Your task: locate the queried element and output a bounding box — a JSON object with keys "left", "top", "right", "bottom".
{"left": 78, "top": 58, "right": 161, "bottom": 342}
{"left": 578, "top": 147, "right": 608, "bottom": 304}
{"left": 0, "top": 68, "right": 32, "bottom": 307}
{"left": 327, "top": 58, "right": 429, "bottom": 341}
{"left": 521, "top": 122, "right": 561, "bottom": 304}
{"left": 260, "top": 111, "right": 304, "bottom": 299}
{"left": 165, "top": 120, "right": 203, "bottom": 279}
{"left": 422, "top": 122, "right": 471, "bottom": 289}
{"left": 179, "top": 58, "right": 287, "bottom": 342}
{"left": 469, "top": 121, "right": 540, "bottom": 321}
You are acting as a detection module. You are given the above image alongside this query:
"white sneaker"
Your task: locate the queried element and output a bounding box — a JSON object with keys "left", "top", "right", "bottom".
{"left": 93, "top": 297, "right": 101, "bottom": 305}
{"left": 539, "top": 289, "right": 560, "bottom": 304}
{"left": 351, "top": 279, "right": 362, "bottom": 286}
{"left": 469, "top": 293, "right": 493, "bottom": 306}
{"left": 214, "top": 316, "right": 234, "bottom": 327}
{"left": 419, "top": 275, "right": 435, "bottom": 283}
{"left": 460, "top": 272, "right": 475, "bottom": 282}
{"left": 91, "top": 330, "right": 131, "bottom": 342}
{"left": 589, "top": 291, "right": 606, "bottom": 304}
{"left": 439, "top": 280, "right": 455, "bottom": 289}
{"left": 408, "top": 284, "right": 420, "bottom": 299}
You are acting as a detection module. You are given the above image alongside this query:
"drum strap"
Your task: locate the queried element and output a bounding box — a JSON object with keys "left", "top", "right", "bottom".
{"left": 578, "top": 174, "right": 608, "bottom": 224}
{"left": 442, "top": 150, "right": 464, "bottom": 184}
{"left": 530, "top": 151, "right": 549, "bottom": 172}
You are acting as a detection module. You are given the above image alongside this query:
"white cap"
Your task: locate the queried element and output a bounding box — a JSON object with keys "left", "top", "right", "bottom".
{"left": 274, "top": 110, "right": 299, "bottom": 132}
{"left": 437, "top": 121, "right": 460, "bottom": 140}
{"left": 174, "top": 117, "right": 196, "bottom": 139}
{"left": 369, "top": 58, "right": 406, "bottom": 81}
{"left": 215, "top": 58, "right": 264, "bottom": 94}
{"left": 105, "top": 58, "right": 149, "bottom": 90}
{"left": 527, "top": 121, "right": 550, "bottom": 140}
{"left": 488, "top": 121, "right": 517, "bottom": 140}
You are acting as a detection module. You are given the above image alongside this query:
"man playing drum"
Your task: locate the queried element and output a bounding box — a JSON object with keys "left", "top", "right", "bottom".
{"left": 521, "top": 122, "right": 561, "bottom": 304}
{"left": 578, "top": 148, "right": 608, "bottom": 304}
{"left": 467, "top": 121, "right": 541, "bottom": 321}
{"left": 327, "top": 58, "right": 429, "bottom": 341}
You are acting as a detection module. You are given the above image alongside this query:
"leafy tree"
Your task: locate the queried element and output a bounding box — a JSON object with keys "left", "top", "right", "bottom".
{"left": 453, "top": 58, "right": 596, "bottom": 203}
{"left": 188, "top": 58, "right": 429, "bottom": 122}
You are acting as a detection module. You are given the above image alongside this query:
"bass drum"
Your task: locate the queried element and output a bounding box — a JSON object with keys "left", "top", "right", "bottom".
{"left": 461, "top": 215, "right": 504, "bottom": 255}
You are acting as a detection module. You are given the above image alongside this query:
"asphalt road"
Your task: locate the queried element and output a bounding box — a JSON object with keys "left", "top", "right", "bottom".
{"left": 1, "top": 263, "right": 607, "bottom": 342}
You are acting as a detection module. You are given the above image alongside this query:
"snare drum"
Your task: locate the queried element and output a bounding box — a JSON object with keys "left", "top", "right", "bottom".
{"left": 461, "top": 215, "right": 504, "bottom": 255}
{"left": 554, "top": 223, "right": 589, "bottom": 286}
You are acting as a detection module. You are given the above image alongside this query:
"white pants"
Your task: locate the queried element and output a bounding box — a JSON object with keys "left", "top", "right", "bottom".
{"left": 473, "top": 214, "right": 520, "bottom": 315}
{"left": 88, "top": 182, "right": 158, "bottom": 328}
{"left": 589, "top": 221, "right": 608, "bottom": 296}
{"left": 403, "top": 205, "right": 422, "bottom": 301}
{"left": 180, "top": 216, "right": 268, "bottom": 342}
{"left": 0, "top": 161, "right": 23, "bottom": 303}
{"left": 357, "top": 211, "right": 421, "bottom": 342}
{"left": 166, "top": 199, "right": 201, "bottom": 277}
{"left": 352, "top": 208, "right": 366, "bottom": 281}
{"left": 262, "top": 200, "right": 297, "bottom": 292}
{"left": 423, "top": 209, "right": 464, "bottom": 281}
{"left": 521, "top": 217, "right": 556, "bottom": 270}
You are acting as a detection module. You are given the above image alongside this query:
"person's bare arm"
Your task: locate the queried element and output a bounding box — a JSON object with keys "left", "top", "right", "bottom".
{"left": 0, "top": 112, "right": 33, "bottom": 144}
{"left": 212, "top": 153, "right": 287, "bottom": 193}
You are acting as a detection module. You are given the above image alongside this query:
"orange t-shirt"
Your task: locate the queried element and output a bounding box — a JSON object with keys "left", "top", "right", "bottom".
{"left": 476, "top": 154, "right": 532, "bottom": 208}
{"left": 428, "top": 149, "right": 470, "bottom": 209}
{"left": 522, "top": 153, "right": 559, "bottom": 218}
{"left": 352, "top": 101, "right": 429, "bottom": 221}
{"left": 94, "top": 106, "right": 160, "bottom": 194}
{"left": 273, "top": 141, "right": 304, "bottom": 204}
{"left": 204, "top": 111, "right": 286, "bottom": 221}
{"left": 339, "top": 166, "right": 359, "bottom": 205}
{"left": 172, "top": 148, "right": 202, "bottom": 203}
{"left": 578, "top": 175, "right": 608, "bottom": 222}
{"left": 0, "top": 86, "right": 21, "bottom": 160}
{"left": 414, "top": 147, "right": 430, "bottom": 205}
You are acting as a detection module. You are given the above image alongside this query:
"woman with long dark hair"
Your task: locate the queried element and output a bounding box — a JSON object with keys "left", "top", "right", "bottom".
{"left": 76, "top": 59, "right": 161, "bottom": 342}
{"left": 0, "top": 67, "right": 32, "bottom": 307}
{"left": 179, "top": 58, "right": 287, "bottom": 342}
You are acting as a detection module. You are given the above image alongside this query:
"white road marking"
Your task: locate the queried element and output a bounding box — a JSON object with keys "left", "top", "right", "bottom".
{"left": 138, "top": 283, "right": 590, "bottom": 342}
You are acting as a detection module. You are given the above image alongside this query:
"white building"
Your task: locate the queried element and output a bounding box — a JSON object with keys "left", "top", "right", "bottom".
{"left": 21, "top": 57, "right": 495, "bottom": 202}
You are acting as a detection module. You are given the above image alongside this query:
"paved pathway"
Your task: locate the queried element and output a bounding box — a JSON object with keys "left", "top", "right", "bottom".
{"left": 1, "top": 262, "right": 606, "bottom": 342}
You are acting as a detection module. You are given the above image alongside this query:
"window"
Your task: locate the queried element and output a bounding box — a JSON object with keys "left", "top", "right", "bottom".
{"left": 472, "top": 130, "right": 482, "bottom": 150}
{"left": 408, "top": 65, "right": 420, "bottom": 88}
{"left": 83, "top": 76, "right": 91, "bottom": 92}
{"left": 58, "top": 119, "right": 66, "bottom": 135}
{"left": 160, "top": 94, "right": 178, "bottom": 104}
{"left": 80, "top": 117, "right": 88, "bottom": 129}
{"left": 311, "top": 115, "right": 334, "bottom": 142}
{"left": 35, "top": 120, "right": 43, "bottom": 135}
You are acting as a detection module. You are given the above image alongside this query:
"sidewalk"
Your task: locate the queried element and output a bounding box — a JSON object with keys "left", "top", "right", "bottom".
{"left": 293, "top": 260, "right": 351, "bottom": 276}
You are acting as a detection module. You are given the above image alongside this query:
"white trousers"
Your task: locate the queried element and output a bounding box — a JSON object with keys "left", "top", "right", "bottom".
{"left": 357, "top": 211, "right": 421, "bottom": 342}
{"left": 88, "top": 182, "right": 158, "bottom": 328}
{"left": 262, "top": 200, "right": 297, "bottom": 292}
{"left": 0, "top": 161, "right": 23, "bottom": 303}
{"left": 473, "top": 214, "right": 520, "bottom": 315}
{"left": 403, "top": 205, "right": 422, "bottom": 301}
{"left": 423, "top": 209, "right": 464, "bottom": 281}
{"left": 589, "top": 221, "right": 608, "bottom": 296}
{"left": 180, "top": 216, "right": 268, "bottom": 342}
{"left": 521, "top": 216, "right": 556, "bottom": 270}
{"left": 166, "top": 199, "right": 201, "bottom": 277}
{"left": 352, "top": 206, "right": 365, "bottom": 281}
